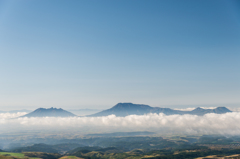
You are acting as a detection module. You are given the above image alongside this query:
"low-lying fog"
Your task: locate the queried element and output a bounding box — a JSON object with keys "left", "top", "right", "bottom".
{"left": 0, "top": 112, "right": 240, "bottom": 135}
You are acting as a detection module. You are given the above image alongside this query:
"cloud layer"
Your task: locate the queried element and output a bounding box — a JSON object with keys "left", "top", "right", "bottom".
{"left": 0, "top": 112, "right": 240, "bottom": 135}
{"left": 0, "top": 112, "right": 27, "bottom": 119}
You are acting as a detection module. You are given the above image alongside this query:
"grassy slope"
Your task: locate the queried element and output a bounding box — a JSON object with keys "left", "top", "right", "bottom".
{"left": 59, "top": 156, "right": 83, "bottom": 159}
{"left": 0, "top": 152, "right": 25, "bottom": 158}
{"left": 0, "top": 152, "right": 42, "bottom": 159}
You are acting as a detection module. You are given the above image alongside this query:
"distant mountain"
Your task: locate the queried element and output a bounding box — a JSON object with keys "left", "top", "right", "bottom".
{"left": 67, "top": 108, "right": 103, "bottom": 116}
{"left": 190, "top": 107, "right": 232, "bottom": 116}
{"left": 67, "top": 146, "right": 125, "bottom": 156}
{"left": 21, "top": 107, "right": 76, "bottom": 117}
{"left": 11, "top": 143, "right": 83, "bottom": 154}
{"left": 86, "top": 131, "right": 155, "bottom": 137}
{"left": 68, "top": 108, "right": 102, "bottom": 111}
{"left": 12, "top": 143, "right": 59, "bottom": 153}
{"left": 88, "top": 103, "right": 232, "bottom": 117}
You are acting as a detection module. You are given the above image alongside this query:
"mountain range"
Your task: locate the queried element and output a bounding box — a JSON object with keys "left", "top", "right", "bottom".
{"left": 20, "top": 103, "right": 232, "bottom": 118}
{"left": 87, "top": 103, "right": 232, "bottom": 117}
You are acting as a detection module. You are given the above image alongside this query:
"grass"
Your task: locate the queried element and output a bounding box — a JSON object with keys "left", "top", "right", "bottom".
{"left": 0, "top": 152, "right": 25, "bottom": 158}
{"left": 60, "top": 156, "right": 83, "bottom": 159}
{"left": 0, "top": 152, "right": 40, "bottom": 159}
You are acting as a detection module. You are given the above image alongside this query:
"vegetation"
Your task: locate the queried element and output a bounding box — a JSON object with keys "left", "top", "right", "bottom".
{"left": 3, "top": 135, "right": 240, "bottom": 159}
{"left": 0, "top": 152, "right": 25, "bottom": 158}
{"left": 59, "top": 156, "right": 83, "bottom": 159}
{"left": 0, "top": 152, "right": 39, "bottom": 159}
{"left": 64, "top": 148, "right": 240, "bottom": 159}
{"left": 12, "top": 144, "right": 58, "bottom": 153}
{"left": 23, "top": 152, "right": 61, "bottom": 159}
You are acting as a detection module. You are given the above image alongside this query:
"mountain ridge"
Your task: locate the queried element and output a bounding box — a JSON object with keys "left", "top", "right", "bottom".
{"left": 20, "top": 103, "right": 232, "bottom": 118}
{"left": 21, "top": 107, "right": 76, "bottom": 117}
{"left": 88, "top": 103, "right": 231, "bottom": 117}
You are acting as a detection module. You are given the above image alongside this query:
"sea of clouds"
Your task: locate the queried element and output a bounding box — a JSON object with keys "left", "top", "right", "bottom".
{"left": 0, "top": 112, "right": 240, "bottom": 135}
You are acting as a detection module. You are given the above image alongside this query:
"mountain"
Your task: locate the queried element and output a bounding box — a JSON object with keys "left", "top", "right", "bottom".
{"left": 11, "top": 143, "right": 83, "bottom": 154}
{"left": 86, "top": 131, "right": 155, "bottom": 137}
{"left": 88, "top": 103, "right": 232, "bottom": 117}
{"left": 190, "top": 106, "right": 232, "bottom": 116}
{"left": 21, "top": 107, "right": 76, "bottom": 117}
{"left": 88, "top": 103, "right": 153, "bottom": 117}
{"left": 19, "top": 104, "right": 232, "bottom": 118}
{"left": 67, "top": 146, "right": 125, "bottom": 156}
{"left": 12, "top": 143, "right": 59, "bottom": 153}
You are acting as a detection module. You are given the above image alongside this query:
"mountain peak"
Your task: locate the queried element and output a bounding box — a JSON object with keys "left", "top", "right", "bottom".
{"left": 113, "top": 103, "right": 133, "bottom": 107}
{"left": 112, "top": 103, "right": 151, "bottom": 109}
{"left": 215, "top": 106, "right": 229, "bottom": 110}
{"left": 88, "top": 103, "right": 232, "bottom": 117}
{"left": 214, "top": 107, "right": 231, "bottom": 113}
{"left": 194, "top": 107, "right": 204, "bottom": 110}
{"left": 190, "top": 106, "right": 232, "bottom": 116}
{"left": 21, "top": 107, "right": 76, "bottom": 117}
{"left": 88, "top": 103, "right": 153, "bottom": 117}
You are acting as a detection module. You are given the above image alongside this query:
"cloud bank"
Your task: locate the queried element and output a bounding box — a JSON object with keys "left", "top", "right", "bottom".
{"left": 0, "top": 112, "right": 240, "bottom": 135}
{"left": 0, "top": 112, "right": 27, "bottom": 119}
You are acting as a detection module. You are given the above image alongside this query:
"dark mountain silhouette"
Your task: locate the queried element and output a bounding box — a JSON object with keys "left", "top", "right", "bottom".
{"left": 21, "top": 107, "right": 76, "bottom": 117}
{"left": 190, "top": 106, "right": 232, "bottom": 116}
{"left": 88, "top": 103, "right": 232, "bottom": 117}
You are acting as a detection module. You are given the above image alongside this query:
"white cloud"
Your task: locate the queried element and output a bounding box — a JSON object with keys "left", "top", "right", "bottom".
{"left": 0, "top": 112, "right": 27, "bottom": 119}
{"left": 173, "top": 107, "right": 219, "bottom": 111}
{"left": 173, "top": 108, "right": 196, "bottom": 111}
{"left": 0, "top": 112, "right": 240, "bottom": 135}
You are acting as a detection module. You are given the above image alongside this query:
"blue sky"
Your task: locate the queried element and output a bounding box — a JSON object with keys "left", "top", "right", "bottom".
{"left": 0, "top": 0, "right": 239, "bottom": 110}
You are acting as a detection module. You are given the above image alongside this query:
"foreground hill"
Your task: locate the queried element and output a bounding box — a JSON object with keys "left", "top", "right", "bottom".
{"left": 88, "top": 103, "right": 231, "bottom": 117}
{"left": 0, "top": 152, "right": 62, "bottom": 159}
{"left": 21, "top": 107, "right": 76, "bottom": 117}
{"left": 5, "top": 135, "right": 240, "bottom": 159}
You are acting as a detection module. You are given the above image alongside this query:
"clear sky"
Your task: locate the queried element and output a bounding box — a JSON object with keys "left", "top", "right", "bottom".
{"left": 0, "top": 0, "right": 239, "bottom": 110}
